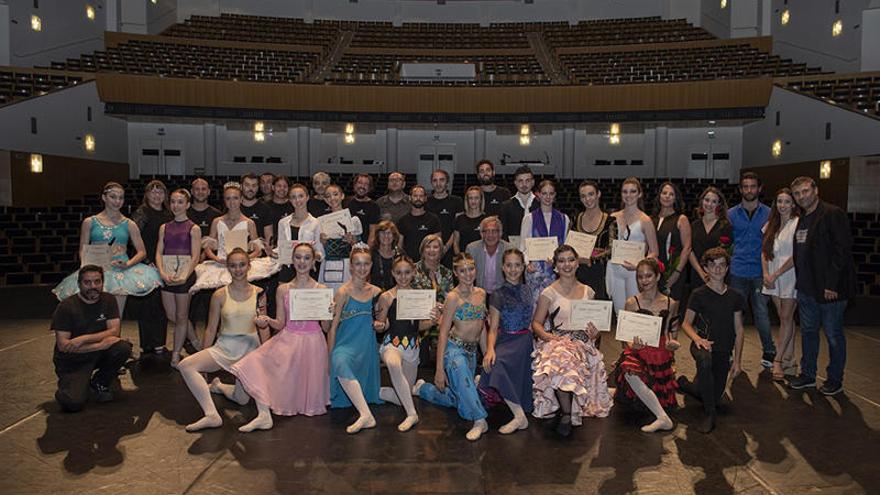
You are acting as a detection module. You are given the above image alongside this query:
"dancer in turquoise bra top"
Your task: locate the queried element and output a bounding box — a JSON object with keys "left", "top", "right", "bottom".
{"left": 416, "top": 253, "right": 490, "bottom": 441}
{"left": 52, "top": 182, "right": 162, "bottom": 315}
{"left": 329, "top": 246, "right": 384, "bottom": 434}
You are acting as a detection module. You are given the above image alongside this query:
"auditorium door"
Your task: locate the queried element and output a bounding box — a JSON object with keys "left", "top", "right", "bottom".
{"left": 138, "top": 139, "right": 186, "bottom": 176}
{"left": 416, "top": 144, "right": 456, "bottom": 189}
{"left": 687, "top": 144, "right": 731, "bottom": 180}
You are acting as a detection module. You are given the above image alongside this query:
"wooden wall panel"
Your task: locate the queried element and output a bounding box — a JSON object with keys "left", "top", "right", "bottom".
{"left": 742, "top": 158, "right": 849, "bottom": 211}
{"left": 9, "top": 151, "right": 128, "bottom": 207}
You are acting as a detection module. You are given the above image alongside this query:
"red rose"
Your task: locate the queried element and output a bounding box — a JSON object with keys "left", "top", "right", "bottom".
{"left": 657, "top": 260, "right": 666, "bottom": 274}
{"left": 720, "top": 236, "right": 731, "bottom": 245}
{"left": 668, "top": 246, "right": 677, "bottom": 256}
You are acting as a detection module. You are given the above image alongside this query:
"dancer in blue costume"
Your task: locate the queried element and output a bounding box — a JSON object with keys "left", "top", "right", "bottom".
{"left": 53, "top": 182, "right": 162, "bottom": 315}
{"left": 519, "top": 180, "right": 571, "bottom": 306}
{"left": 479, "top": 248, "right": 535, "bottom": 435}
{"left": 416, "top": 253, "right": 490, "bottom": 441}
{"left": 329, "top": 246, "right": 383, "bottom": 434}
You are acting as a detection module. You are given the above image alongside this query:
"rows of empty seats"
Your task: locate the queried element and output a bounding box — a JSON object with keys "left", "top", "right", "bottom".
{"left": 163, "top": 14, "right": 341, "bottom": 47}
{"left": 348, "top": 22, "right": 530, "bottom": 49}
{"left": 45, "top": 40, "right": 319, "bottom": 83}
{"left": 0, "top": 69, "right": 87, "bottom": 106}
{"left": 559, "top": 44, "right": 824, "bottom": 85}
{"left": 543, "top": 17, "right": 714, "bottom": 48}
{"left": 327, "top": 53, "right": 548, "bottom": 85}
{"left": 781, "top": 74, "right": 880, "bottom": 116}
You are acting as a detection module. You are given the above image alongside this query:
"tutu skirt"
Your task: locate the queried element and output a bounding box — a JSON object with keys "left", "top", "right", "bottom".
{"left": 612, "top": 335, "right": 678, "bottom": 409}
{"left": 52, "top": 263, "right": 162, "bottom": 301}
{"left": 189, "top": 257, "right": 281, "bottom": 294}
{"left": 207, "top": 332, "right": 261, "bottom": 372}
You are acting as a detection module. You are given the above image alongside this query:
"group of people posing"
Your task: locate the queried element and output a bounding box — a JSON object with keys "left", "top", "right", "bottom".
{"left": 48, "top": 162, "right": 856, "bottom": 438}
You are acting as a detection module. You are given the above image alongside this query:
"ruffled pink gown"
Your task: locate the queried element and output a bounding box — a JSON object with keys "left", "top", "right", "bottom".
{"left": 231, "top": 291, "right": 330, "bottom": 416}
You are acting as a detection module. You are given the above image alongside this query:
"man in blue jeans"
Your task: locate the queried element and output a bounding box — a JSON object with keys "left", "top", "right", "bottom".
{"left": 728, "top": 172, "right": 774, "bottom": 367}
{"left": 789, "top": 176, "right": 855, "bottom": 395}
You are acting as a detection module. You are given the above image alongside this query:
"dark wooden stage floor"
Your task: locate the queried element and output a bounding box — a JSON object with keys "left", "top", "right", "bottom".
{"left": 1, "top": 319, "right": 878, "bottom": 494}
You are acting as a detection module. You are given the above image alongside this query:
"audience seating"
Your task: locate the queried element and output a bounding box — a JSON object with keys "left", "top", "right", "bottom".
{"left": 781, "top": 74, "right": 880, "bottom": 116}
{"left": 0, "top": 69, "right": 88, "bottom": 106}
{"left": 543, "top": 17, "right": 714, "bottom": 48}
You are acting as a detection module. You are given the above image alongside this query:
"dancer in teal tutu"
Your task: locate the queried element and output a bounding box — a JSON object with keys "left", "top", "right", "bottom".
{"left": 53, "top": 182, "right": 162, "bottom": 315}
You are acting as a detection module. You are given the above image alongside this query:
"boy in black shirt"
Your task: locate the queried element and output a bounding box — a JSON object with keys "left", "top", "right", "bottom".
{"left": 679, "top": 247, "right": 745, "bottom": 433}
{"left": 51, "top": 266, "right": 132, "bottom": 412}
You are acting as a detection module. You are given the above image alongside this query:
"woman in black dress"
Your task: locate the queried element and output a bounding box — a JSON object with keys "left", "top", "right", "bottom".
{"left": 369, "top": 220, "right": 400, "bottom": 291}
{"left": 453, "top": 186, "right": 486, "bottom": 256}
{"left": 573, "top": 180, "right": 611, "bottom": 300}
{"left": 688, "top": 186, "right": 732, "bottom": 289}
{"left": 652, "top": 182, "right": 692, "bottom": 301}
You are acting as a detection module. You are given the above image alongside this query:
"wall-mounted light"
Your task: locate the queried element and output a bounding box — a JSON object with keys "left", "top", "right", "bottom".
{"left": 253, "top": 132, "right": 265, "bottom": 142}
{"left": 253, "top": 121, "right": 264, "bottom": 132}
{"left": 31, "top": 15, "right": 42, "bottom": 31}
{"left": 820, "top": 160, "right": 832, "bottom": 179}
{"left": 150, "top": 0, "right": 158, "bottom": 4}
{"left": 86, "top": 5, "right": 96, "bottom": 21}
{"left": 780, "top": 9, "right": 790, "bottom": 26}
{"left": 832, "top": 20, "right": 843, "bottom": 37}
{"left": 771, "top": 139, "right": 782, "bottom": 158}
{"left": 344, "top": 123, "right": 355, "bottom": 144}
{"left": 344, "top": 133, "right": 355, "bottom": 144}
{"left": 609, "top": 123, "right": 621, "bottom": 144}
{"left": 84, "top": 134, "right": 95, "bottom": 152}
{"left": 345, "top": 123, "right": 355, "bottom": 134}
{"left": 610, "top": 123, "right": 620, "bottom": 135}
{"left": 609, "top": 134, "right": 620, "bottom": 145}
{"left": 519, "top": 135, "right": 531, "bottom": 146}
{"left": 30, "top": 153, "right": 43, "bottom": 173}
{"left": 520, "top": 124, "right": 530, "bottom": 136}
{"left": 720, "top": 0, "right": 727, "bottom": 9}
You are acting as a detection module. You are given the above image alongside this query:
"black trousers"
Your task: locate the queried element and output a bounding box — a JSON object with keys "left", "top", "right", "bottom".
{"left": 690, "top": 342, "right": 732, "bottom": 415}
{"left": 137, "top": 290, "right": 167, "bottom": 351}
{"left": 53, "top": 340, "right": 132, "bottom": 412}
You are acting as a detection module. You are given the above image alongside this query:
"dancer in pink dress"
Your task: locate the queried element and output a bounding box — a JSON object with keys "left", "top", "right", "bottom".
{"left": 232, "top": 243, "right": 333, "bottom": 432}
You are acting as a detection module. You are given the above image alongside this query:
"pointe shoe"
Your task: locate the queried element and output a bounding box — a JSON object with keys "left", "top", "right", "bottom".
{"left": 397, "top": 415, "right": 419, "bottom": 432}
{"left": 346, "top": 415, "right": 376, "bottom": 434}
{"left": 466, "top": 420, "right": 489, "bottom": 441}
{"left": 185, "top": 414, "right": 222, "bottom": 432}
{"left": 499, "top": 415, "right": 529, "bottom": 435}
{"left": 640, "top": 415, "right": 674, "bottom": 433}
{"left": 239, "top": 414, "right": 273, "bottom": 433}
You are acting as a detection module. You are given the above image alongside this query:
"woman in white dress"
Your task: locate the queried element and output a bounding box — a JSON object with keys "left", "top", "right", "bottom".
{"left": 761, "top": 188, "right": 800, "bottom": 381}
{"left": 276, "top": 183, "right": 323, "bottom": 283}
{"left": 606, "top": 177, "right": 659, "bottom": 315}
{"left": 190, "top": 182, "right": 280, "bottom": 293}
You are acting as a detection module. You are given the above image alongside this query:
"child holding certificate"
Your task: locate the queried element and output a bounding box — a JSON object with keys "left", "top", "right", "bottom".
{"left": 318, "top": 184, "right": 364, "bottom": 292}
{"left": 328, "top": 247, "right": 383, "bottom": 434}
{"left": 231, "top": 243, "right": 332, "bottom": 432}
{"left": 415, "top": 253, "right": 490, "bottom": 441}
{"left": 678, "top": 247, "right": 745, "bottom": 434}
{"left": 373, "top": 256, "right": 439, "bottom": 432}
{"left": 531, "top": 245, "right": 612, "bottom": 438}
{"left": 178, "top": 249, "right": 270, "bottom": 432}
{"left": 479, "top": 248, "right": 535, "bottom": 435}
{"left": 156, "top": 189, "right": 203, "bottom": 368}
{"left": 519, "top": 180, "right": 571, "bottom": 306}
{"left": 613, "top": 258, "right": 680, "bottom": 433}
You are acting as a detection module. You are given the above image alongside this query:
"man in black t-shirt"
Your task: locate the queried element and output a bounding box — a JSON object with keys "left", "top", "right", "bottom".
{"left": 476, "top": 159, "right": 511, "bottom": 216}
{"left": 240, "top": 173, "right": 273, "bottom": 242}
{"left": 679, "top": 247, "right": 745, "bottom": 434}
{"left": 426, "top": 169, "right": 463, "bottom": 267}
{"left": 259, "top": 172, "right": 275, "bottom": 202}
{"left": 187, "top": 177, "right": 221, "bottom": 237}
{"left": 343, "top": 173, "right": 381, "bottom": 245}
{"left": 307, "top": 171, "right": 332, "bottom": 218}
{"left": 266, "top": 175, "right": 295, "bottom": 241}
{"left": 51, "top": 266, "right": 132, "bottom": 412}
{"left": 398, "top": 185, "right": 442, "bottom": 261}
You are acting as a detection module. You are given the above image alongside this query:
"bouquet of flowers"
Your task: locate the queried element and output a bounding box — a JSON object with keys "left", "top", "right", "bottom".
{"left": 661, "top": 245, "right": 679, "bottom": 289}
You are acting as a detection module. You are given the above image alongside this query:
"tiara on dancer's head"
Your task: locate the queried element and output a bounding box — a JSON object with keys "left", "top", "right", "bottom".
{"left": 223, "top": 181, "right": 242, "bottom": 190}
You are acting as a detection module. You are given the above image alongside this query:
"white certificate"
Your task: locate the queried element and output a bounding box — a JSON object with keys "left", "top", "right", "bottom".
{"left": 81, "top": 244, "right": 111, "bottom": 268}
{"left": 318, "top": 209, "right": 354, "bottom": 239}
{"left": 569, "top": 299, "right": 613, "bottom": 332}
{"left": 566, "top": 231, "right": 598, "bottom": 260}
{"left": 222, "top": 229, "right": 248, "bottom": 254}
{"left": 277, "top": 240, "right": 294, "bottom": 265}
{"left": 289, "top": 288, "right": 334, "bottom": 321}
{"left": 162, "top": 255, "right": 192, "bottom": 282}
{"left": 615, "top": 310, "right": 663, "bottom": 347}
{"left": 610, "top": 239, "right": 646, "bottom": 266}
{"left": 396, "top": 289, "right": 436, "bottom": 320}
{"left": 524, "top": 236, "right": 558, "bottom": 263}
{"left": 508, "top": 235, "right": 521, "bottom": 248}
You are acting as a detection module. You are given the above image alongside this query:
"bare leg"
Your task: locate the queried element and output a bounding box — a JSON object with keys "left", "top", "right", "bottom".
{"left": 338, "top": 378, "right": 375, "bottom": 434}
{"left": 178, "top": 349, "right": 223, "bottom": 431}
{"left": 777, "top": 297, "right": 798, "bottom": 373}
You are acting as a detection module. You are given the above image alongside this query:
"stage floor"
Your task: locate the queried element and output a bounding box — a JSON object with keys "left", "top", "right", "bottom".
{"left": 1, "top": 319, "right": 878, "bottom": 494}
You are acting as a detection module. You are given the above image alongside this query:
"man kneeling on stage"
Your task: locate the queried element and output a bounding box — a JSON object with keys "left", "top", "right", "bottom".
{"left": 51, "top": 265, "right": 132, "bottom": 412}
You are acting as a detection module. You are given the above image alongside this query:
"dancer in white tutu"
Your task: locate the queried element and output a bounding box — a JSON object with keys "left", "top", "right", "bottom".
{"left": 190, "top": 182, "right": 280, "bottom": 293}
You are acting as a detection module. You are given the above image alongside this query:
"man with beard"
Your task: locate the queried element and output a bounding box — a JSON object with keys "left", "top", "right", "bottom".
{"left": 266, "top": 175, "right": 295, "bottom": 244}
{"left": 240, "top": 173, "right": 273, "bottom": 243}
{"left": 498, "top": 165, "right": 538, "bottom": 241}
{"left": 398, "top": 185, "right": 442, "bottom": 261}
{"left": 51, "top": 266, "right": 132, "bottom": 412}
{"left": 377, "top": 171, "right": 411, "bottom": 223}
{"left": 187, "top": 177, "right": 221, "bottom": 238}
{"left": 343, "top": 173, "right": 381, "bottom": 245}
{"left": 259, "top": 172, "right": 275, "bottom": 202}
{"left": 728, "top": 171, "right": 774, "bottom": 368}
{"left": 788, "top": 176, "right": 855, "bottom": 396}
{"left": 307, "top": 171, "right": 333, "bottom": 217}
{"left": 426, "top": 169, "right": 463, "bottom": 267}
{"left": 476, "top": 160, "right": 511, "bottom": 216}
